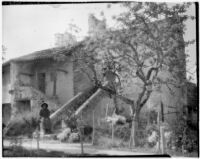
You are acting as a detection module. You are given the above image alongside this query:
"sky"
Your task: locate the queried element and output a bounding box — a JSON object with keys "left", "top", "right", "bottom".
{"left": 2, "top": 2, "right": 196, "bottom": 83}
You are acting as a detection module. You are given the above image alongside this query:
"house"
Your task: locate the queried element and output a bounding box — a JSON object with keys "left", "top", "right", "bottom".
{"left": 2, "top": 15, "right": 189, "bottom": 129}
{"left": 2, "top": 43, "right": 116, "bottom": 127}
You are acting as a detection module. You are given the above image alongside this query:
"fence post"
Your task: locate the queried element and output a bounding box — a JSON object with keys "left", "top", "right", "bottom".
{"left": 92, "top": 110, "right": 95, "bottom": 145}
{"left": 157, "top": 111, "right": 160, "bottom": 153}
{"left": 36, "top": 126, "right": 40, "bottom": 152}
{"left": 105, "top": 104, "right": 109, "bottom": 117}
{"left": 80, "top": 128, "right": 84, "bottom": 155}
{"left": 80, "top": 112, "right": 84, "bottom": 155}
{"left": 160, "top": 126, "right": 166, "bottom": 154}
{"left": 112, "top": 121, "right": 114, "bottom": 146}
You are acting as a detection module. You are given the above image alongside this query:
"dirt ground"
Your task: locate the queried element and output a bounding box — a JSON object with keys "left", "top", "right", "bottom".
{"left": 3, "top": 138, "right": 156, "bottom": 157}
{"left": 3, "top": 138, "right": 198, "bottom": 157}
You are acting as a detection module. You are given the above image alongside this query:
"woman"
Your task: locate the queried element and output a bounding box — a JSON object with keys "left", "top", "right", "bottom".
{"left": 39, "top": 103, "right": 51, "bottom": 134}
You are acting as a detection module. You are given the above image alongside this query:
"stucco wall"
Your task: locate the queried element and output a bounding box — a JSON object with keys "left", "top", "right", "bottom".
{"left": 10, "top": 62, "right": 34, "bottom": 88}
{"left": 73, "top": 60, "right": 94, "bottom": 95}
{"left": 2, "top": 65, "right": 11, "bottom": 103}
{"left": 81, "top": 92, "right": 114, "bottom": 126}
{"left": 2, "top": 103, "right": 11, "bottom": 125}
{"left": 33, "top": 58, "right": 74, "bottom": 106}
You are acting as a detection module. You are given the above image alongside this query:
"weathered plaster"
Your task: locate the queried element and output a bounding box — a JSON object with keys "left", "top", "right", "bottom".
{"left": 2, "top": 65, "right": 11, "bottom": 103}
{"left": 32, "top": 58, "right": 74, "bottom": 105}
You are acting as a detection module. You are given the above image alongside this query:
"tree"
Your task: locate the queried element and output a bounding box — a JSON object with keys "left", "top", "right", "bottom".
{"left": 99, "top": 2, "right": 195, "bottom": 147}
{"left": 2, "top": 45, "right": 7, "bottom": 62}
{"left": 59, "top": 2, "right": 195, "bottom": 147}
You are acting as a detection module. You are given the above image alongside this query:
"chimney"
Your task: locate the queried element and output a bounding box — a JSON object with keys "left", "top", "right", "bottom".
{"left": 54, "top": 31, "right": 77, "bottom": 47}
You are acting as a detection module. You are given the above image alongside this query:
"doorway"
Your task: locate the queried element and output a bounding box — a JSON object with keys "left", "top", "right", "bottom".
{"left": 38, "top": 73, "right": 46, "bottom": 93}
{"left": 16, "top": 100, "right": 31, "bottom": 114}
{"left": 2, "top": 103, "right": 11, "bottom": 125}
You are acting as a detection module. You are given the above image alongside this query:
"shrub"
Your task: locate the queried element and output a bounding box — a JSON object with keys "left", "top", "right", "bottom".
{"left": 95, "top": 123, "right": 112, "bottom": 137}
{"left": 114, "top": 123, "right": 131, "bottom": 141}
{"left": 57, "top": 128, "right": 71, "bottom": 142}
{"left": 93, "top": 135, "right": 123, "bottom": 148}
{"left": 170, "top": 113, "right": 198, "bottom": 153}
{"left": 145, "top": 124, "right": 159, "bottom": 147}
{"left": 6, "top": 111, "right": 39, "bottom": 137}
{"left": 68, "top": 132, "right": 80, "bottom": 143}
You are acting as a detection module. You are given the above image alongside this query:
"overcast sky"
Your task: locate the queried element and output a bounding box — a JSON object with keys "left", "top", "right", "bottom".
{"left": 2, "top": 2, "right": 196, "bottom": 82}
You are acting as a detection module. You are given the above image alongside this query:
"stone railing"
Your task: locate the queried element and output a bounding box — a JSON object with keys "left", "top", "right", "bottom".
{"left": 50, "top": 86, "right": 99, "bottom": 125}
{"left": 14, "top": 86, "right": 59, "bottom": 110}
{"left": 14, "top": 86, "right": 32, "bottom": 101}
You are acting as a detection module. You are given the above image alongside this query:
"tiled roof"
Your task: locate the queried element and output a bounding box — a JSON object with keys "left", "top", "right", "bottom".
{"left": 2, "top": 41, "right": 84, "bottom": 66}
{"left": 13, "top": 47, "right": 68, "bottom": 62}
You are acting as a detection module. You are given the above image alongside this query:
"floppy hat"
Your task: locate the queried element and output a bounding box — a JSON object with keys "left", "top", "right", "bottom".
{"left": 41, "top": 103, "right": 48, "bottom": 108}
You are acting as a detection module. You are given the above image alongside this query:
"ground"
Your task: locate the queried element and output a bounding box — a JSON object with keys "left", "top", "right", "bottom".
{"left": 3, "top": 138, "right": 157, "bottom": 157}
{"left": 3, "top": 138, "right": 198, "bottom": 157}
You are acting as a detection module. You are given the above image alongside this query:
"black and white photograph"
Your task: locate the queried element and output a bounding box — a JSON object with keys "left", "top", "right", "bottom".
{"left": 2, "top": 1, "right": 198, "bottom": 157}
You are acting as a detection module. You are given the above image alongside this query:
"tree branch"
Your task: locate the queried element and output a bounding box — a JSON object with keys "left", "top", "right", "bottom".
{"left": 140, "top": 90, "right": 152, "bottom": 109}
{"left": 98, "top": 84, "right": 134, "bottom": 106}
{"left": 146, "top": 67, "right": 159, "bottom": 80}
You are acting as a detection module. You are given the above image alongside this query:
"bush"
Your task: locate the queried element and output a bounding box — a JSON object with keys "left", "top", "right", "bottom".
{"left": 68, "top": 132, "right": 80, "bottom": 143}
{"left": 171, "top": 113, "right": 198, "bottom": 153}
{"left": 114, "top": 124, "right": 131, "bottom": 141}
{"left": 95, "top": 123, "right": 112, "bottom": 137}
{"left": 6, "top": 111, "right": 39, "bottom": 137}
{"left": 57, "top": 128, "right": 71, "bottom": 142}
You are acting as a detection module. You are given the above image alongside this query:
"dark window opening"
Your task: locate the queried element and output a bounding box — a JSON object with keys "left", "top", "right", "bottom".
{"left": 38, "top": 73, "right": 46, "bottom": 93}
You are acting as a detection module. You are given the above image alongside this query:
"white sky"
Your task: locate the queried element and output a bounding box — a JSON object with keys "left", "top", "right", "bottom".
{"left": 2, "top": 2, "right": 196, "bottom": 82}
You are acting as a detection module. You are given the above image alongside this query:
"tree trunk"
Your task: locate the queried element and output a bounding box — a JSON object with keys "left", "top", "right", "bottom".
{"left": 129, "top": 111, "right": 140, "bottom": 148}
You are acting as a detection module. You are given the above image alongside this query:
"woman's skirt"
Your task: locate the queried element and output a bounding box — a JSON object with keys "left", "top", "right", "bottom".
{"left": 40, "top": 117, "right": 51, "bottom": 134}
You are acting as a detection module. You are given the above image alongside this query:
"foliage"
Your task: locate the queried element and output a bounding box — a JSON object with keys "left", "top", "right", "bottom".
{"left": 170, "top": 113, "right": 198, "bottom": 153}
{"left": 5, "top": 111, "right": 39, "bottom": 137}
{"left": 57, "top": 128, "right": 71, "bottom": 142}
{"left": 145, "top": 124, "right": 159, "bottom": 147}
{"left": 68, "top": 132, "right": 80, "bottom": 143}
{"left": 114, "top": 124, "right": 131, "bottom": 141}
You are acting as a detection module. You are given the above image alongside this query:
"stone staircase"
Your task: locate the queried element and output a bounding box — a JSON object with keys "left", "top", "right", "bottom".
{"left": 39, "top": 82, "right": 111, "bottom": 140}
{"left": 31, "top": 86, "right": 60, "bottom": 110}
{"left": 14, "top": 85, "right": 59, "bottom": 110}
{"left": 50, "top": 86, "right": 98, "bottom": 125}
{"left": 50, "top": 82, "right": 109, "bottom": 127}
